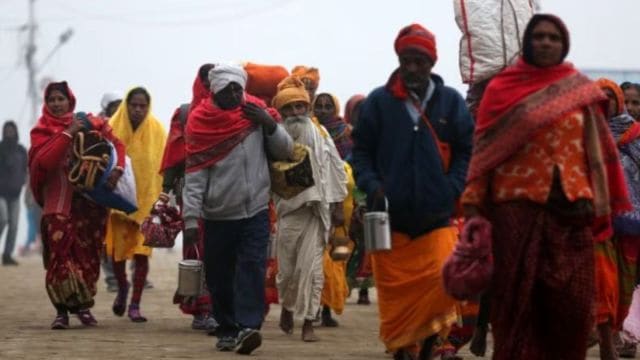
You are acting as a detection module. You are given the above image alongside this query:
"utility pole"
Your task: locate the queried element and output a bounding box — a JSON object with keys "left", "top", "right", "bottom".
{"left": 25, "top": 0, "right": 38, "bottom": 125}
{"left": 23, "top": 0, "right": 73, "bottom": 125}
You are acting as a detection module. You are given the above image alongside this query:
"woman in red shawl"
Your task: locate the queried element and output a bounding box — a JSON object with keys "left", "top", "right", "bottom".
{"left": 461, "top": 15, "right": 631, "bottom": 359}
{"left": 160, "top": 63, "right": 218, "bottom": 331}
{"left": 29, "top": 81, "right": 125, "bottom": 329}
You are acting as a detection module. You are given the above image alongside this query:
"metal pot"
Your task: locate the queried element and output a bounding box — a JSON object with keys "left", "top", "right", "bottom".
{"left": 363, "top": 198, "right": 392, "bottom": 252}
{"left": 177, "top": 259, "right": 203, "bottom": 297}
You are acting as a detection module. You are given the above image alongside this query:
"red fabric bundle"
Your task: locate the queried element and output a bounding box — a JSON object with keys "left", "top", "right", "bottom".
{"left": 141, "top": 201, "right": 183, "bottom": 248}
{"left": 160, "top": 65, "right": 212, "bottom": 172}
{"left": 442, "top": 216, "right": 493, "bottom": 300}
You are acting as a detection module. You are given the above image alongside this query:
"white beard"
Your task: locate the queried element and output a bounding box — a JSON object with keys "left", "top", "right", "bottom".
{"left": 283, "top": 115, "right": 314, "bottom": 145}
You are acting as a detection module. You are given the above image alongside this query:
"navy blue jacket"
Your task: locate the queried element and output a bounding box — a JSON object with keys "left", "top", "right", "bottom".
{"left": 351, "top": 74, "right": 474, "bottom": 237}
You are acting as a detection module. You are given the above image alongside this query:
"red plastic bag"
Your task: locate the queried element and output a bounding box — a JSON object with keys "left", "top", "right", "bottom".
{"left": 442, "top": 216, "right": 493, "bottom": 300}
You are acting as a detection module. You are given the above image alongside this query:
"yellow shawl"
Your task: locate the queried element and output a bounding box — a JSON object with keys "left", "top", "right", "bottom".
{"left": 108, "top": 90, "right": 167, "bottom": 224}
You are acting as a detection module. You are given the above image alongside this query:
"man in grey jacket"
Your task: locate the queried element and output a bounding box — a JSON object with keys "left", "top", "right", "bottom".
{"left": 182, "top": 63, "right": 293, "bottom": 355}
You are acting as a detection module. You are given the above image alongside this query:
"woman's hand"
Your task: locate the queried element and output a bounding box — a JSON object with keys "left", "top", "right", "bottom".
{"left": 66, "top": 118, "right": 85, "bottom": 136}
{"left": 105, "top": 168, "right": 123, "bottom": 191}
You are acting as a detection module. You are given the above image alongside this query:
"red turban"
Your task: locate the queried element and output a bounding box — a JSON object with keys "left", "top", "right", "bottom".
{"left": 394, "top": 23, "right": 437, "bottom": 63}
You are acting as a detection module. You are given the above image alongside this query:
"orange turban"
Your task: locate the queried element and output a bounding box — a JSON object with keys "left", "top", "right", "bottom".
{"left": 291, "top": 65, "right": 320, "bottom": 90}
{"left": 596, "top": 78, "right": 625, "bottom": 116}
{"left": 271, "top": 76, "right": 311, "bottom": 111}
{"left": 394, "top": 23, "right": 437, "bottom": 63}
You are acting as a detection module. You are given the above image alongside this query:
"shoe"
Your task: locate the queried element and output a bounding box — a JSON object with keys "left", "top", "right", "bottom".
{"left": 216, "top": 336, "right": 237, "bottom": 352}
{"left": 2, "top": 256, "right": 18, "bottom": 266}
{"left": 192, "top": 314, "right": 218, "bottom": 331}
{"left": 112, "top": 283, "right": 129, "bottom": 317}
{"left": 76, "top": 309, "right": 98, "bottom": 326}
{"left": 144, "top": 280, "right": 154, "bottom": 289}
{"left": 106, "top": 282, "right": 119, "bottom": 293}
{"left": 127, "top": 303, "right": 147, "bottom": 323}
{"left": 236, "top": 328, "right": 262, "bottom": 355}
{"left": 51, "top": 314, "right": 69, "bottom": 330}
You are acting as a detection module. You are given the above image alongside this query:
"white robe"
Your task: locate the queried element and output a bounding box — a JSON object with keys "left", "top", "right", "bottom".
{"left": 275, "top": 117, "right": 348, "bottom": 319}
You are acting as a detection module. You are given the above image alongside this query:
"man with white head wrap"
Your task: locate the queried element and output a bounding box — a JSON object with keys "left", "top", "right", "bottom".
{"left": 182, "top": 62, "right": 293, "bottom": 354}
{"left": 99, "top": 91, "right": 122, "bottom": 118}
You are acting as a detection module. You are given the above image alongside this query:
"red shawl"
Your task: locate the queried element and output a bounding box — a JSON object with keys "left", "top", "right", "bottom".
{"left": 160, "top": 67, "right": 211, "bottom": 172}
{"left": 619, "top": 123, "right": 640, "bottom": 146}
{"left": 185, "top": 93, "right": 279, "bottom": 173}
{"left": 468, "top": 58, "right": 631, "bottom": 218}
{"left": 29, "top": 82, "right": 77, "bottom": 205}
{"left": 475, "top": 59, "right": 577, "bottom": 133}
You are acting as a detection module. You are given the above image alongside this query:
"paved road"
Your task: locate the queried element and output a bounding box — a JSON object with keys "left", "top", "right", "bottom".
{"left": 1, "top": 250, "right": 607, "bottom": 359}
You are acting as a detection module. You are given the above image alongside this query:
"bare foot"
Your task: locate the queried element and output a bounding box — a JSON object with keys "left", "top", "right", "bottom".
{"left": 302, "top": 319, "right": 319, "bottom": 342}
{"left": 598, "top": 322, "right": 619, "bottom": 360}
{"left": 469, "top": 325, "right": 488, "bottom": 357}
{"left": 279, "top": 309, "right": 293, "bottom": 335}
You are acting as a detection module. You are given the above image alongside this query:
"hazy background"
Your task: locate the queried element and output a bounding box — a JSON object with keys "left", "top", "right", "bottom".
{"left": 1, "top": 0, "right": 639, "bottom": 251}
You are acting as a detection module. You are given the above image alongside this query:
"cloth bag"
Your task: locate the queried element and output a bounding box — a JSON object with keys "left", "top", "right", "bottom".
{"left": 68, "top": 130, "right": 138, "bottom": 214}
{"left": 442, "top": 216, "right": 493, "bottom": 300}
{"left": 454, "top": 0, "right": 537, "bottom": 84}
{"left": 141, "top": 197, "right": 183, "bottom": 248}
{"left": 86, "top": 147, "right": 138, "bottom": 214}
{"left": 269, "top": 143, "right": 315, "bottom": 199}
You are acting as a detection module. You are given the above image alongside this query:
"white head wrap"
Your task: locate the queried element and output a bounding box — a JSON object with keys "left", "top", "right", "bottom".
{"left": 208, "top": 63, "right": 248, "bottom": 94}
{"left": 100, "top": 91, "right": 122, "bottom": 111}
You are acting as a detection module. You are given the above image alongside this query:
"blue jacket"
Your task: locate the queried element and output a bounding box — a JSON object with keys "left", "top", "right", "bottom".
{"left": 351, "top": 74, "right": 474, "bottom": 237}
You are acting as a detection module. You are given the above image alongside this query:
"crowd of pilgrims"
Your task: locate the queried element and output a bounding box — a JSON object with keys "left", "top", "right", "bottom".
{"left": 6, "top": 12, "right": 640, "bottom": 360}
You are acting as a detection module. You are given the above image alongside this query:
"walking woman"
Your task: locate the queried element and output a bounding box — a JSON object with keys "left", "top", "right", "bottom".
{"left": 29, "top": 81, "right": 126, "bottom": 329}
{"left": 106, "top": 87, "right": 166, "bottom": 322}
{"left": 461, "top": 15, "right": 630, "bottom": 359}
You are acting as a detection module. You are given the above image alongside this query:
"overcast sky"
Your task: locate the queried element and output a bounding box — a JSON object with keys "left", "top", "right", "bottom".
{"left": 1, "top": 0, "right": 639, "bottom": 249}
{"left": 1, "top": 0, "right": 639, "bottom": 143}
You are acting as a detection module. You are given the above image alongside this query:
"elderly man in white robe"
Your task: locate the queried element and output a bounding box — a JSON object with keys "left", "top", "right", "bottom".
{"left": 271, "top": 76, "right": 348, "bottom": 342}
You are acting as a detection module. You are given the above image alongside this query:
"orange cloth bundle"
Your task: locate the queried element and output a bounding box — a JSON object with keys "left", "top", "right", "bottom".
{"left": 244, "top": 62, "right": 289, "bottom": 105}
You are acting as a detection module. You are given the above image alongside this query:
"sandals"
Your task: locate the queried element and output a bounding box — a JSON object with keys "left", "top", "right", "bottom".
{"left": 76, "top": 309, "right": 98, "bottom": 326}
{"left": 51, "top": 314, "right": 69, "bottom": 330}
{"left": 112, "top": 284, "right": 129, "bottom": 317}
{"left": 128, "top": 303, "right": 147, "bottom": 323}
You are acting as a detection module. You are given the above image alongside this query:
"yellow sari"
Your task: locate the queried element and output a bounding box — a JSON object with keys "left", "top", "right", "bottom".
{"left": 321, "top": 162, "right": 355, "bottom": 314}
{"left": 105, "top": 90, "right": 167, "bottom": 261}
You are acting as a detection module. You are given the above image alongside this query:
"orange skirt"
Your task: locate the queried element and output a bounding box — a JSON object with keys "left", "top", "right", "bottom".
{"left": 372, "top": 227, "right": 458, "bottom": 351}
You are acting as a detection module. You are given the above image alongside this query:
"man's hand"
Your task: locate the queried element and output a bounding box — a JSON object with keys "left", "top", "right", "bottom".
{"left": 369, "top": 186, "right": 386, "bottom": 211}
{"left": 104, "top": 168, "right": 123, "bottom": 191}
{"left": 183, "top": 228, "right": 199, "bottom": 246}
{"left": 331, "top": 202, "right": 345, "bottom": 227}
{"left": 242, "top": 103, "right": 277, "bottom": 134}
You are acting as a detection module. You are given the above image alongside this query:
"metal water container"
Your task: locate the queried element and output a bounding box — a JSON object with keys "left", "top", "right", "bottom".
{"left": 177, "top": 259, "right": 203, "bottom": 297}
{"left": 363, "top": 198, "right": 392, "bottom": 252}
